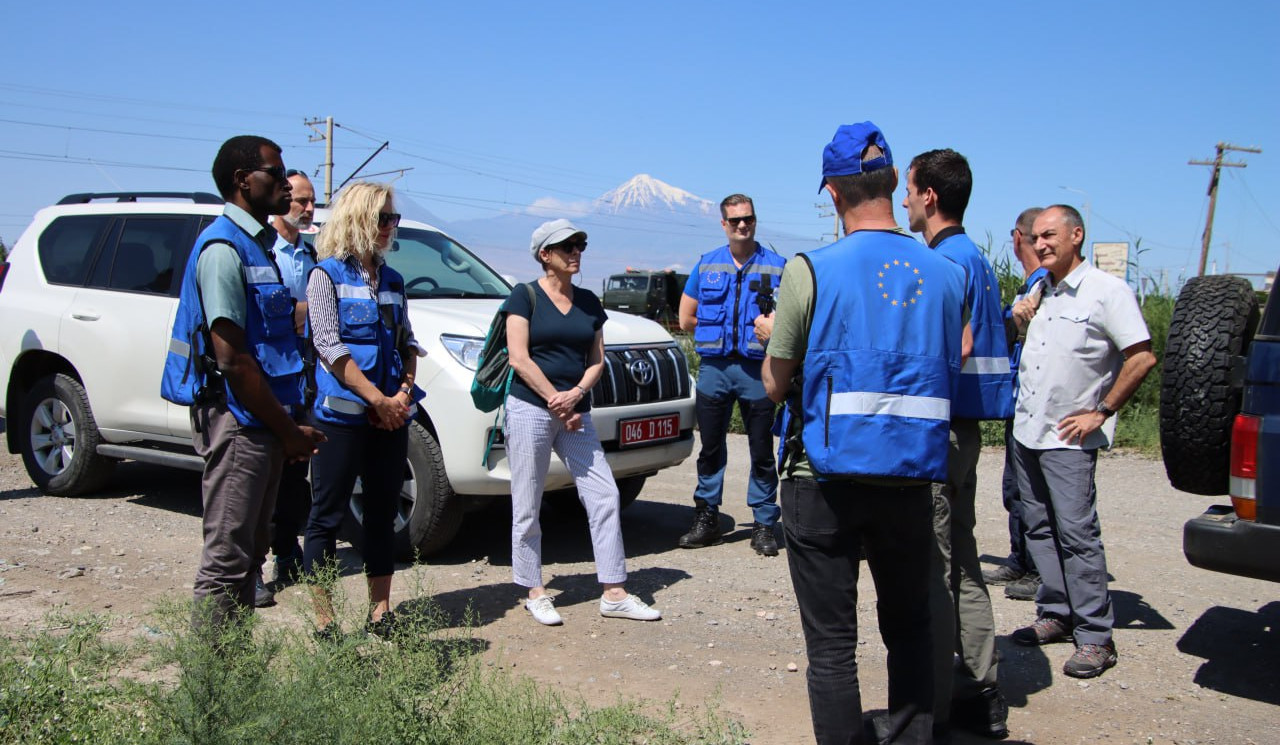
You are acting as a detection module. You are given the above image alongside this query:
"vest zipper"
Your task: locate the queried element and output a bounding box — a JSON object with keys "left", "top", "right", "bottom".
{"left": 824, "top": 375, "right": 833, "bottom": 448}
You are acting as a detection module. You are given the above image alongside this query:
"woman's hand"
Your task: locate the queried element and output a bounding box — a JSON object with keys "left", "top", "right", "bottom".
{"left": 369, "top": 392, "right": 410, "bottom": 430}
{"left": 547, "top": 386, "right": 584, "bottom": 418}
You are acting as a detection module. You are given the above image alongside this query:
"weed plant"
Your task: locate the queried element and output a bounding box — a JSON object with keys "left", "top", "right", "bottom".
{"left": 0, "top": 572, "right": 746, "bottom": 745}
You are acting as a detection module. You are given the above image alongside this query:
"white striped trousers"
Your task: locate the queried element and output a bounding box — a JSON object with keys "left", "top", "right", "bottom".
{"left": 504, "top": 396, "right": 627, "bottom": 588}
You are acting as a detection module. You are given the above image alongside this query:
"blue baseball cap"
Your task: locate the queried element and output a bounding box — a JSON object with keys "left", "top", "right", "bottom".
{"left": 819, "top": 121, "right": 893, "bottom": 192}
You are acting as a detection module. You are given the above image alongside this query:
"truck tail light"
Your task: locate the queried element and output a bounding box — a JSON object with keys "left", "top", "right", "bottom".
{"left": 1229, "top": 414, "right": 1260, "bottom": 521}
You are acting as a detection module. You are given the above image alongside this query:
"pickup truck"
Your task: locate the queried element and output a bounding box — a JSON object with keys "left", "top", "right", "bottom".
{"left": 0, "top": 193, "right": 695, "bottom": 559}
{"left": 1160, "top": 268, "right": 1278, "bottom": 582}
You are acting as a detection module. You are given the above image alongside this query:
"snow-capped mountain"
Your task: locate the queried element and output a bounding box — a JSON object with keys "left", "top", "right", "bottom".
{"left": 594, "top": 174, "right": 715, "bottom": 215}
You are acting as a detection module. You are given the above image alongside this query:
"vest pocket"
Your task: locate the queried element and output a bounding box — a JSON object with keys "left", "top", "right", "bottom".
{"left": 253, "top": 285, "right": 296, "bottom": 340}
{"left": 339, "top": 299, "right": 380, "bottom": 341}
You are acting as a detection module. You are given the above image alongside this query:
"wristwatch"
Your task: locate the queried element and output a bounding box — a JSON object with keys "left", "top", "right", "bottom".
{"left": 1095, "top": 401, "right": 1116, "bottom": 418}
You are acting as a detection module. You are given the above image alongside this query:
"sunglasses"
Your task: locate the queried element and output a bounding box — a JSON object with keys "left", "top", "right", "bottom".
{"left": 725, "top": 215, "right": 756, "bottom": 227}
{"left": 247, "top": 165, "right": 288, "bottom": 182}
{"left": 553, "top": 239, "right": 588, "bottom": 253}
{"left": 378, "top": 212, "right": 402, "bottom": 228}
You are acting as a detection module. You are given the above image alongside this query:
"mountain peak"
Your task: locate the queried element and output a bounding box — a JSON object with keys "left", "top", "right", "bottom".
{"left": 596, "top": 174, "right": 714, "bottom": 214}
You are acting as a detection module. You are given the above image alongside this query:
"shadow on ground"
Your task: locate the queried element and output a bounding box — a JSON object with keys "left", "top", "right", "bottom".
{"left": 1177, "top": 600, "right": 1280, "bottom": 706}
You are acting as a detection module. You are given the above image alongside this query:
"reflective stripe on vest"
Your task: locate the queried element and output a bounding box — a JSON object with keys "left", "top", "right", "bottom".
{"left": 961, "top": 356, "right": 1011, "bottom": 375}
{"left": 830, "top": 391, "right": 951, "bottom": 421}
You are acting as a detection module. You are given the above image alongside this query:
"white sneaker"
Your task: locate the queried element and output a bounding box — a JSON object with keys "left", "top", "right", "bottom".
{"left": 525, "top": 595, "right": 563, "bottom": 626}
{"left": 599, "top": 593, "right": 661, "bottom": 621}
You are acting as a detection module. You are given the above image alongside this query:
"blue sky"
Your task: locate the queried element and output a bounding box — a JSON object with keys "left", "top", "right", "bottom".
{"left": 2, "top": 1, "right": 1276, "bottom": 289}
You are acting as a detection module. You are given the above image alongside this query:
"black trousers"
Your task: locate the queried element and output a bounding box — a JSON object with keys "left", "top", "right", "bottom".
{"left": 782, "top": 476, "right": 935, "bottom": 745}
{"left": 304, "top": 420, "right": 408, "bottom": 578}
{"left": 270, "top": 459, "right": 312, "bottom": 560}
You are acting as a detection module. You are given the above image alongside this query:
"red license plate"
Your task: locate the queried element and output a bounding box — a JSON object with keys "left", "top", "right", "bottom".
{"left": 618, "top": 413, "right": 680, "bottom": 448}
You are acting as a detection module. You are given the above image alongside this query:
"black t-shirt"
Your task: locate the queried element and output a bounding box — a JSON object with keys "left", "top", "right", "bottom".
{"left": 501, "top": 281, "right": 608, "bottom": 413}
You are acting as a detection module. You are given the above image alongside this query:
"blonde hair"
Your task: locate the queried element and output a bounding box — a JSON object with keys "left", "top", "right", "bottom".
{"left": 316, "top": 181, "right": 394, "bottom": 261}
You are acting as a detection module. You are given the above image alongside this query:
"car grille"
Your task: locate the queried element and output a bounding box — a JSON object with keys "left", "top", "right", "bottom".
{"left": 592, "top": 343, "right": 691, "bottom": 406}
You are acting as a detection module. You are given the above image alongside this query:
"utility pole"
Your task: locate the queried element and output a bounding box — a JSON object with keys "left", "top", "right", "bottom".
{"left": 305, "top": 116, "right": 335, "bottom": 203}
{"left": 815, "top": 202, "right": 839, "bottom": 242}
{"left": 1189, "top": 142, "right": 1261, "bottom": 276}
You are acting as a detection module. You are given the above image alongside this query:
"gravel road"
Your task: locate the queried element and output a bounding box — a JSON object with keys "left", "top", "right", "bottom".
{"left": 0, "top": 430, "right": 1275, "bottom": 744}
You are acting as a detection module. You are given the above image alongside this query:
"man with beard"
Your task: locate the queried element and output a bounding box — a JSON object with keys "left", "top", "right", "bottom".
{"left": 254, "top": 169, "right": 320, "bottom": 605}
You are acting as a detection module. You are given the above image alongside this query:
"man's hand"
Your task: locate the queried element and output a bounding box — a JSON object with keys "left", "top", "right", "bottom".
{"left": 1056, "top": 409, "right": 1107, "bottom": 446}
{"left": 754, "top": 312, "right": 774, "bottom": 343}
{"left": 1011, "top": 283, "right": 1044, "bottom": 330}
{"left": 283, "top": 424, "right": 327, "bottom": 463}
{"left": 563, "top": 412, "right": 584, "bottom": 432}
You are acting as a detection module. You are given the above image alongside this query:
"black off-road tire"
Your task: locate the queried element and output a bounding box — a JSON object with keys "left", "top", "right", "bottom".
{"left": 19, "top": 373, "right": 116, "bottom": 496}
{"left": 345, "top": 421, "right": 464, "bottom": 561}
{"left": 1160, "top": 275, "right": 1259, "bottom": 495}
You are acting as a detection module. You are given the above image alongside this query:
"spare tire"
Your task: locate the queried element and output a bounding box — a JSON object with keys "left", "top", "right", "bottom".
{"left": 1160, "top": 275, "right": 1259, "bottom": 494}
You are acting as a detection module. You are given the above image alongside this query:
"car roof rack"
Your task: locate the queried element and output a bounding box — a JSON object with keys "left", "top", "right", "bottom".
{"left": 56, "top": 192, "right": 225, "bottom": 205}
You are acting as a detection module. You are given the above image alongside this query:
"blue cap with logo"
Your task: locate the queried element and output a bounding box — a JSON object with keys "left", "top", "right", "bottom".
{"left": 819, "top": 121, "right": 893, "bottom": 192}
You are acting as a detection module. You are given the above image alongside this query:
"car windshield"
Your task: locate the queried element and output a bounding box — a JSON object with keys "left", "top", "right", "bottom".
{"left": 382, "top": 227, "right": 511, "bottom": 299}
{"left": 607, "top": 275, "right": 648, "bottom": 291}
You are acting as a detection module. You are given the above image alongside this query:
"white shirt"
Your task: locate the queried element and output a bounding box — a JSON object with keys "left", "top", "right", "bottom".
{"left": 1013, "top": 261, "right": 1150, "bottom": 451}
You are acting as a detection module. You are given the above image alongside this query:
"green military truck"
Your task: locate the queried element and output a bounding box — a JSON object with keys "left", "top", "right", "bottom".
{"left": 602, "top": 269, "right": 688, "bottom": 326}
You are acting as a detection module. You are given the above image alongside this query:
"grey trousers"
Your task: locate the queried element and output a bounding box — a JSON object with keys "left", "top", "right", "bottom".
{"left": 929, "top": 418, "right": 999, "bottom": 723}
{"left": 1012, "top": 442, "right": 1113, "bottom": 647}
{"left": 191, "top": 400, "right": 283, "bottom": 630}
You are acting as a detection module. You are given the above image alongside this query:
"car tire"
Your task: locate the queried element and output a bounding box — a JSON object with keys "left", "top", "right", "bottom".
{"left": 19, "top": 373, "right": 116, "bottom": 496}
{"left": 543, "top": 474, "right": 647, "bottom": 512}
{"left": 1160, "top": 275, "right": 1259, "bottom": 495}
{"left": 344, "top": 420, "right": 464, "bottom": 562}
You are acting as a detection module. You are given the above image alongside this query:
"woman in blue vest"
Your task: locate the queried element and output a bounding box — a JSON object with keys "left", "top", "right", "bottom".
{"left": 303, "top": 182, "right": 423, "bottom": 641}
{"left": 503, "top": 219, "right": 660, "bottom": 626}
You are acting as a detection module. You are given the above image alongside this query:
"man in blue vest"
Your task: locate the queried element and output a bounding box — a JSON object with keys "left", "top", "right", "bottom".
{"left": 983, "top": 208, "right": 1050, "bottom": 602}
{"left": 162, "top": 135, "right": 326, "bottom": 632}
{"left": 764, "top": 122, "right": 967, "bottom": 745}
{"left": 677, "top": 194, "right": 787, "bottom": 556}
{"left": 252, "top": 169, "right": 320, "bottom": 607}
{"left": 903, "top": 149, "right": 1013, "bottom": 741}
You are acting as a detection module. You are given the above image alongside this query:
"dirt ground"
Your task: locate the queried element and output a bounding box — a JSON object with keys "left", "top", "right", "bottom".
{"left": 1, "top": 429, "right": 1276, "bottom": 745}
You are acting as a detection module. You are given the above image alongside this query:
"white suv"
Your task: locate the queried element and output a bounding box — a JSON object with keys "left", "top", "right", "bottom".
{"left": 0, "top": 193, "right": 695, "bottom": 557}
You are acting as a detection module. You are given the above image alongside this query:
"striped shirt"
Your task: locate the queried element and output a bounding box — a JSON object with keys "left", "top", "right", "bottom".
{"left": 306, "top": 256, "right": 422, "bottom": 366}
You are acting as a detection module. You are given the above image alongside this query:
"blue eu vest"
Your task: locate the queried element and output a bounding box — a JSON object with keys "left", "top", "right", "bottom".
{"left": 692, "top": 244, "right": 786, "bottom": 360}
{"left": 311, "top": 257, "right": 422, "bottom": 426}
{"left": 1007, "top": 267, "right": 1050, "bottom": 384}
{"left": 935, "top": 232, "right": 1015, "bottom": 420}
{"left": 161, "top": 215, "right": 303, "bottom": 428}
{"left": 798, "top": 231, "right": 966, "bottom": 482}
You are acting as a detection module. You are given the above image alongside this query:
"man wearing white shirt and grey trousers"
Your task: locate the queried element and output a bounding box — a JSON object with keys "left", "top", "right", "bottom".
{"left": 1008, "top": 204, "right": 1156, "bottom": 679}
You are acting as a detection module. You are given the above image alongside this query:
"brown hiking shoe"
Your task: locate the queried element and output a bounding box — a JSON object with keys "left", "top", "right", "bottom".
{"left": 1063, "top": 643, "right": 1118, "bottom": 678}
{"left": 1011, "top": 616, "right": 1072, "bottom": 646}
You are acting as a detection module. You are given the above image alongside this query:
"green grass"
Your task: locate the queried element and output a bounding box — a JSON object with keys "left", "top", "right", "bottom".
{"left": 0, "top": 582, "right": 747, "bottom": 745}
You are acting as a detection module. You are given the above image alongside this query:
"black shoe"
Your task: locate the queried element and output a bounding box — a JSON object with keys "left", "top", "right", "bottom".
{"left": 1063, "top": 642, "right": 1117, "bottom": 679}
{"left": 253, "top": 571, "right": 275, "bottom": 608}
{"left": 365, "top": 610, "right": 399, "bottom": 640}
{"left": 678, "top": 501, "right": 722, "bottom": 548}
{"left": 749, "top": 522, "right": 779, "bottom": 556}
{"left": 982, "top": 564, "right": 1025, "bottom": 586}
{"left": 951, "top": 686, "right": 1009, "bottom": 740}
{"left": 1011, "top": 615, "right": 1072, "bottom": 646}
{"left": 274, "top": 552, "right": 303, "bottom": 586}
{"left": 1004, "top": 572, "right": 1041, "bottom": 601}
{"left": 313, "top": 622, "right": 343, "bottom": 645}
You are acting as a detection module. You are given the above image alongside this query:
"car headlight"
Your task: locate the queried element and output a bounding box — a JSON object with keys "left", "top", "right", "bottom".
{"left": 440, "top": 334, "right": 485, "bottom": 370}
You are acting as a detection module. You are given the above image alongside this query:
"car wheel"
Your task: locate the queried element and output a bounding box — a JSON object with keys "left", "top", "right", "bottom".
{"left": 543, "top": 474, "right": 647, "bottom": 512}
{"left": 1159, "top": 275, "right": 1259, "bottom": 495}
{"left": 345, "top": 421, "right": 464, "bottom": 561}
{"left": 19, "top": 373, "right": 115, "bottom": 496}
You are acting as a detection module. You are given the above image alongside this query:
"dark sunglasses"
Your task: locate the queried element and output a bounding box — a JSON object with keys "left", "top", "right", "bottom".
{"left": 553, "top": 239, "right": 587, "bottom": 253}
{"left": 378, "top": 212, "right": 402, "bottom": 228}
{"left": 247, "top": 165, "right": 288, "bottom": 182}
{"left": 725, "top": 215, "right": 756, "bottom": 226}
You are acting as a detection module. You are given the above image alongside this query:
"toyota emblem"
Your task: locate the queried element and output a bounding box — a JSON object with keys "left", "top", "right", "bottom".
{"left": 628, "top": 359, "right": 656, "bottom": 386}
